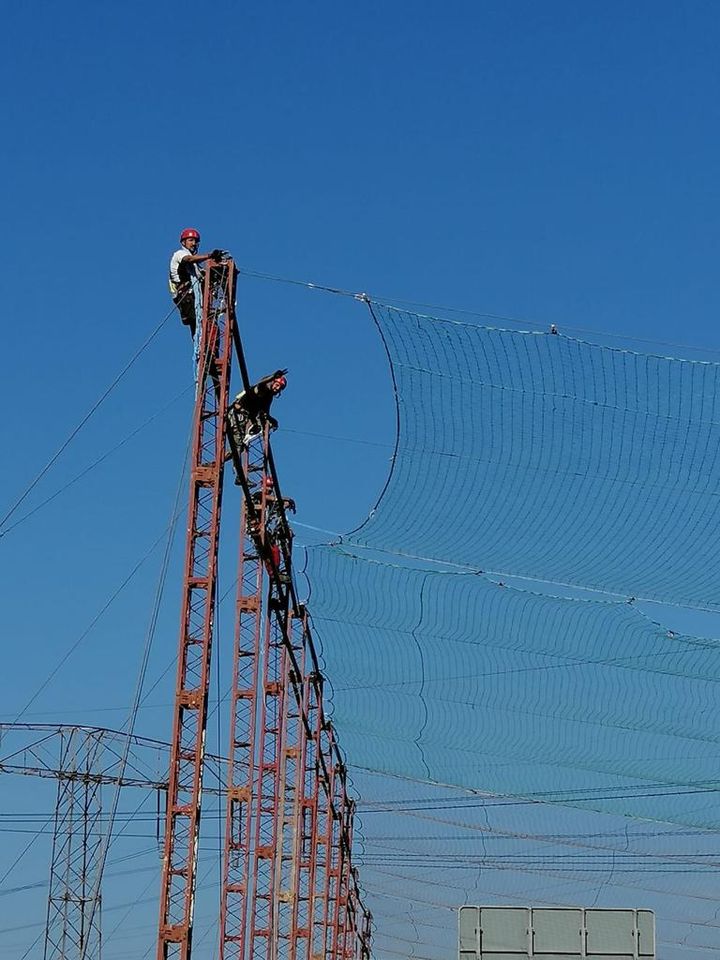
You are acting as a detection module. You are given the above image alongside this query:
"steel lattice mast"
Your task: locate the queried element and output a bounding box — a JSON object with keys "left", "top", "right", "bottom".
{"left": 247, "top": 508, "right": 291, "bottom": 960}
{"left": 219, "top": 416, "right": 373, "bottom": 960}
{"left": 43, "top": 727, "right": 104, "bottom": 960}
{"left": 274, "top": 607, "right": 307, "bottom": 960}
{"left": 218, "top": 428, "right": 271, "bottom": 958}
{"left": 156, "top": 259, "right": 236, "bottom": 960}
{"left": 220, "top": 420, "right": 295, "bottom": 960}
{"left": 153, "top": 256, "right": 371, "bottom": 960}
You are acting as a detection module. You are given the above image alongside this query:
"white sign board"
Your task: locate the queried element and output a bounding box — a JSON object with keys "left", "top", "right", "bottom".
{"left": 459, "top": 906, "right": 655, "bottom": 959}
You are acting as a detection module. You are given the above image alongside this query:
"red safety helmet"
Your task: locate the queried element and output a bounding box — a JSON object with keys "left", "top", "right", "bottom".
{"left": 271, "top": 375, "right": 287, "bottom": 391}
{"left": 180, "top": 227, "right": 200, "bottom": 242}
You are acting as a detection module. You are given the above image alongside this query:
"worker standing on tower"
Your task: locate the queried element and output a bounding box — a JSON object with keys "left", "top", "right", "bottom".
{"left": 168, "top": 228, "right": 225, "bottom": 338}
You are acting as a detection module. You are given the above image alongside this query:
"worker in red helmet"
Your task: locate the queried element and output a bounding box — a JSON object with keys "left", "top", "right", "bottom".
{"left": 168, "top": 228, "right": 224, "bottom": 338}
{"left": 251, "top": 475, "right": 297, "bottom": 514}
{"left": 227, "top": 369, "right": 288, "bottom": 472}
{"left": 232, "top": 370, "right": 288, "bottom": 431}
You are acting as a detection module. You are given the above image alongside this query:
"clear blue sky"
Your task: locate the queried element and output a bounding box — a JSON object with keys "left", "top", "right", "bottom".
{"left": 2, "top": 2, "right": 720, "bottom": 958}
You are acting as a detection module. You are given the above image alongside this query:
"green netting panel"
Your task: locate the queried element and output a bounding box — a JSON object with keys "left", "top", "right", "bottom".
{"left": 306, "top": 547, "right": 720, "bottom": 958}
{"left": 304, "top": 306, "right": 720, "bottom": 958}
{"left": 348, "top": 762, "right": 720, "bottom": 960}
{"left": 308, "top": 546, "right": 720, "bottom": 828}
{"left": 350, "top": 307, "right": 720, "bottom": 607}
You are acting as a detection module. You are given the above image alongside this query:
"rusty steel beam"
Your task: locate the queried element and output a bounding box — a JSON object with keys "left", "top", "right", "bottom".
{"left": 291, "top": 656, "right": 322, "bottom": 960}
{"left": 219, "top": 427, "right": 270, "bottom": 960}
{"left": 214, "top": 307, "right": 372, "bottom": 960}
{"left": 274, "top": 608, "right": 307, "bottom": 960}
{"left": 332, "top": 795, "right": 354, "bottom": 960}
{"left": 248, "top": 559, "right": 290, "bottom": 960}
{"left": 156, "top": 258, "right": 236, "bottom": 960}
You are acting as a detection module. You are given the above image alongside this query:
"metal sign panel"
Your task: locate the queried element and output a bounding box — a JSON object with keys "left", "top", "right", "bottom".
{"left": 533, "top": 909, "right": 582, "bottom": 955}
{"left": 458, "top": 906, "right": 655, "bottom": 960}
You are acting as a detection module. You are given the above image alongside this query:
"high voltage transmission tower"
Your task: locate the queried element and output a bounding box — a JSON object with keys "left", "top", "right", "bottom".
{"left": 156, "top": 257, "right": 372, "bottom": 960}
{"left": 43, "top": 728, "right": 103, "bottom": 960}
{"left": 0, "top": 724, "right": 222, "bottom": 960}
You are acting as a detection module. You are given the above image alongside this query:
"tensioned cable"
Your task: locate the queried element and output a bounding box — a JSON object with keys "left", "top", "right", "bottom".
{"left": 320, "top": 540, "right": 720, "bottom": 614}
{"left": 5, "top": 807, "right": 706, "bottom": 829}
{"left": 18, "top": 927, "right": 44, "bottom": 960}
{"left": 128, "top": 570, "right": 242, "bottom": 716}
{"left": 0, "top": 290, "right": 196, "bottom": 535}
{"left": 136, "top": 862, "right": 222, "bottom": 960}
{"left": 4, "top": 817, "right": 709, "bottom": 854}
{"left": 80, "top": 306, "right": 221, "bottom": 958}
{"left": 10, "top": 299, "right": 207, "bottom": 727}
{"left": 1, "top": 872, "right": 223, "bottom": 938}
{"left": 0, "top": 825, "right": 52, "bottom": 887}
{"left": 366, "top": 827, "right": 719, "bottom": 840}
{"left": 350, "top": 765, "right": 720, "bottom": 806}
{"left": 1, "top": 839, "right": 716, "bottom": 882}
{"left": 79, "top": 403, "right": 193, "bottom": 960}
{"left": 10, "top": 515, "right": 184, "bottom": 725}
{"left": 0, "top": 385, "right": 192, "bottom": 539}
{"left": 237, "top": 264, "right": 720, "bottom": 357}
{"left": 101, "top": 820, "right": 165, "bottom": 950}
{"left": 280, "top": 426, "right": 393, "bottom": 449}
{"left": 357, "top": 783, "right": 720, "bottom": 811}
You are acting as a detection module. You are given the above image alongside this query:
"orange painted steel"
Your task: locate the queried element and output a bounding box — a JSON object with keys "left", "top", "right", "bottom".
{"left": 157, "top": 258, "right": 372, "bottom": 960}
{"left": 156, "top": 260, "right": 236, "bottom": 960}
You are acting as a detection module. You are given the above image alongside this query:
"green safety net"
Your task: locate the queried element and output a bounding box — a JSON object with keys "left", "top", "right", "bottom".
{"left": 349, "top": 307, "right": 720, "bottom": 608}
{"left": 303, "top": 306, "right": 720, "bottom": 960}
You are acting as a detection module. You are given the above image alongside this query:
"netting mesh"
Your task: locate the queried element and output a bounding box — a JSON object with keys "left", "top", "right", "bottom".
{"left": 303, "top": 306, "right": 720, "bottom": 960}
{"left": 349, "top": 307, "right": 720, "bottom": 607}
{"left": 308, "top": 546, "right": 720, "bottom": 827}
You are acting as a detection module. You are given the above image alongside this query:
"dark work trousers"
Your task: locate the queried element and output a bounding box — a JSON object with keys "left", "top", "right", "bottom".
{"left": 173, "top": 283, "right": 196, "bottom": 337}
{"left": 227, "top": 406, "right": 252, "bottom": 452}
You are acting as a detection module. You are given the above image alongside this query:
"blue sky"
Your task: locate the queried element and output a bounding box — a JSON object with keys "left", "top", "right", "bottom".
{"left": 3, "top": 2, "right": 720, "bottom": 957}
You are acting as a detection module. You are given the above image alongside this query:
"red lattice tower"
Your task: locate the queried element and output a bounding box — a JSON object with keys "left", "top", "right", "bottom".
{"left": 219, "top": 420, "right": 298, "bottom": 960}
{"left": 247, "top": 486, "right": 293, "bottom": 960}
{"left": 274, "top": 607, "right": 307, "bottom": 960}
{"left": 219, "top": 428, "right": 271, "bottom": 960}
{"left": 290, "top": 638, "right": 323, "bottom": 960}
{"left": 156, "top": 259, "right": 236, "bottom": 960}
{"left": 157, "top": 260, "right": 372, "bottom": 960}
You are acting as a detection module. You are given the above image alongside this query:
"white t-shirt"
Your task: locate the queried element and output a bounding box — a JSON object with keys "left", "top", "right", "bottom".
{"left": 169, "top": 246, "right": 199, "bottom": 294}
